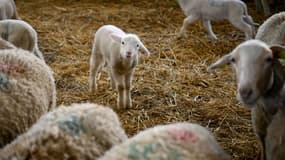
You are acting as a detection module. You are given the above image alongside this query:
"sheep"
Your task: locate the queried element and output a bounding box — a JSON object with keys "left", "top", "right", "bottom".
{"left": 98, "top": 122, "right": 231, "bottom": 160}
{"left": 0, "top": 0, "right": 20, "bottom": 20}
{"left": 0, "top": 19, "right": 45, "bottom": 62}
{"left": 0, "top": 37, "right": 16, "bottom": 49}
{"left": 177, "top": 0, "right": 258, "bottom": 40}
{"left": 208, "top": 40, "right": 285, "bottom": 160}
{"left": 255, "top": 12, "right": 285, "bottom": 46}
{"left": 0, "top": 48, "right": 56, "bottom": 147}
{"left": 0, "top": 103, "right": 128, "bottom": 160}
{"left": 89, "top": 25, "right": 150, "bottom": 109}
{"left": 265, "top": 109, "right": 285, "bottom": 160}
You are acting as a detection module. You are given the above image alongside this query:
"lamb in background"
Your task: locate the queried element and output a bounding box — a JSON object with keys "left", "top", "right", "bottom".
{"left": 208, "top": 40, "right": 285, "bottom": 160}
{"left": 177, "top": 0, "right": 258, "bottom": 40}
{"left": 89, "top": 25, "right": 150, "bottom": 109}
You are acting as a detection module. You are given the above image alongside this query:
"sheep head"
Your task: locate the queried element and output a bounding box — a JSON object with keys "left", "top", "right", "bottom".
{"left": 208, "top": 40, "right": 285, "bottom": 107}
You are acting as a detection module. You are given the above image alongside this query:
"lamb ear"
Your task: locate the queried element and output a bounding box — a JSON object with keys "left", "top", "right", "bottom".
{"left": 207, "top": 54, "right": 231, "bottom": 72}
{"left": 110, "top": 33, "right": 122, "bottom": 43}
{"left": 139, "top": 41, "right": 150, "bottom": 57}
{"left": 270, "top": 45, "right": 285, "bottom": 59}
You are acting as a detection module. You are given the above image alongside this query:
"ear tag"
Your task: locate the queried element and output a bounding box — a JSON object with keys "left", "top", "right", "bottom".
{"left": 279, "top": 51, "right": 285, "bottom": 59}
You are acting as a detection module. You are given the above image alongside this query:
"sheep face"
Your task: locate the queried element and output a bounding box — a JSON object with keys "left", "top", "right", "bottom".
{"left": 208, "top": 40, "right": 285, "bottom": 107}
{"left": 110, "top": 33, "right": 150, "bottom": 60}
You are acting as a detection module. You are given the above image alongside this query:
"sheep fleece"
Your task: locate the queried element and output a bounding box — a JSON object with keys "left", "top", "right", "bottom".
{"left": 0, "top": 103, "right": 128, "bottom": 160}
{"left": 99, "top": 122, "right": 231, "bottom": 160}
{"left": 0, "top": 49, "right": 56, "bottom": 147}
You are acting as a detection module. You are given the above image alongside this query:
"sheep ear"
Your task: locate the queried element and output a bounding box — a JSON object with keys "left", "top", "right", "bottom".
{"left": 207, "top": 54, "right": 231, "bottom": 72}
{"left": 110, "top": 33, "right": 122, "bottom": 43}
{"left": 270, "top": 45, "right": 285, "bottom": 59}
{"left": 139, "top": 42, "right": 151, "bottom": 57}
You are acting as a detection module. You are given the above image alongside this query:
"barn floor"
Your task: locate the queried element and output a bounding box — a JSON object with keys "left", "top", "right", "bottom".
{"left": 17, "top": 0, "right": 267, "bottom": 159}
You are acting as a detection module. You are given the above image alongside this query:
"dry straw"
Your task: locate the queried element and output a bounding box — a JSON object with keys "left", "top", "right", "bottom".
{"left": 17, "top": 0, "right": 266, "bottom": 159}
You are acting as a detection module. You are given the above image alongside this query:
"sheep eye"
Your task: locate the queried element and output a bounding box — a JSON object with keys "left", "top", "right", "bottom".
{"left": 136, "top": 44, "right": 139, "bottom": 48}
{"left": 122, "top": 42, "right": 125, "bottom": 45}
{"left": 230, "top": 57, "right": 236, "bottom": 63}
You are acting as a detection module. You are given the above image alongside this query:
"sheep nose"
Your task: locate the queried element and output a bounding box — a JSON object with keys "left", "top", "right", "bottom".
{"left": 127, "top": 52, "right": 132, "bottom": 56}
{"left": 239, "top": 87, "right": 253, "bottom": 99}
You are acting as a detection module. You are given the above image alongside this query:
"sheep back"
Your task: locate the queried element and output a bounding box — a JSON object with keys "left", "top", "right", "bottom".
{"left": 0, "top": 103, "right": 127, "bottom": 160}
{"left": 99, "top": 122, "right": 230, "bottom": 160}
{"left": 0, "top": 48, "right": 55, "bottom": 147}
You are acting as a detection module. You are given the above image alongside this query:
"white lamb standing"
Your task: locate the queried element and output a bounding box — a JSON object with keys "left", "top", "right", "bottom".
{"left": 98, "top": 122, "right": 231, "bottom": 160}
{"left": 177, "top": 0, "right": 258, "bottom": 40}
{"left": 89, "top": 25, "right": 150, "bottom": 109}
{"left": 0, "top": 0, "right": 20, "bottom": 20}
{"left": 0, "top": 19, "right": 45, "bottom": 62}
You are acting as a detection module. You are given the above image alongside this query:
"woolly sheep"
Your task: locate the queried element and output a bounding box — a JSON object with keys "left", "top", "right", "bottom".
{"left": 89, "top": 25, "right": 150, "bottom": 109}
{"left": 0, "top": 0, "right": 19, "bottom": 20}
{"left": 98, "top": 122, "right": 231, "bottom": 160}
{"left": 0, "top": 37, "right": 16, "bottom": 49}
{"left": 208, "top": 40, "right": 285, "bottom": 160}
{"left": 0, "top": 19, "right": 45, "bottom": 62}
{"left": 255, "top": 12, "right": 285, "bottom": 46}
{"left": 0, "top": 48, "right": 56, "bottom": 147}
{"left": 0, "top": 103, "right": 128, "bottom": 160}
{"left": 177, "top": 0, "right": 258, "bottom": 40}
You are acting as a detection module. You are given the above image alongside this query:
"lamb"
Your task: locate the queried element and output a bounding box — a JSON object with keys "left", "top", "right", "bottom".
{"left": 89, "top": 25, "right": 150, "bottom": 109}
{"left": 0, "top": 0, "right": 20, "bottom": 20}
{"left": 98, "top": 122, "right": 231, "bottom": 160}
{"left": 255, "top": 12, "right": 285, "bottom": 46}
{"left": 208, "top": 40, "right": 285, "bottom": 160}
{"left": 0, "top": 103, "right": 128, "bottom": 160}
{"left": 0, "top": 19, "right": 45, "bottom": 62}
{"left": 0, "top": 48, "right": 56, "bottom": 147}
{"left": 177, "top": 0, "right": 258, "bottom": 40}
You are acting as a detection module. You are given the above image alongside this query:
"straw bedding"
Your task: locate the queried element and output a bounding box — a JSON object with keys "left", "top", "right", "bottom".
{"left": 16, "top": 0, "right": 267, "bottom": 159}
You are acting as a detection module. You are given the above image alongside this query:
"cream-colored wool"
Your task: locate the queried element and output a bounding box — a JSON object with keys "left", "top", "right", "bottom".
{"left": 0, "top": 103, "right": 128, "bottom": 160}
{"left": 255, "top": 12, "right": 285, "bottom": 46}
{"left": 99, "top": 122, "right": 231, "bottom": 160}
{"left": 0, "top": 38, "right": 15, "bottom": 49}
{"left": 0, "top": 19, "right": 45, "bottom": 61}
{"left": 0, "top": 0, "right": 19, "bottom": 20}
{"left": 0, "top": 49, "right": 55, "bottom": 147}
